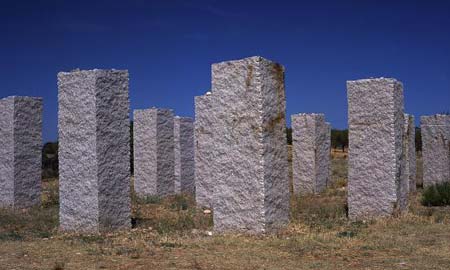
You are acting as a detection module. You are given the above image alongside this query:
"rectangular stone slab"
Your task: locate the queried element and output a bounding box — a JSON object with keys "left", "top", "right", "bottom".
{"left": 347, "top": 78, "right": 406, "bottom": 220}
{"left": 324, "top": 122, "right": 331, "bottom": 187}
{"left": 194, "top": 93, "right": 215, "bottom": 208}
{"left": 133, "top": 108, "right": 175, "bottom": 197}
{"left": 421, "top": 114, "right": 450, "bottom": 187}
{"left": 174, "top": 116, "right": 195, "bottom": 194}
{"left": 211, "top": 56, "right": 289, "bottom": 233}
{"left": 58, "top": 69, "right": 131, "bottom": 232}
{"left": 0, "top": 96, "right": 42, "bottom": 208}
{"left": 404, "top": 114, "right": 416, "bottom": 192}
{"left": 291, "top": 113, "right": 330, "bottom": 194}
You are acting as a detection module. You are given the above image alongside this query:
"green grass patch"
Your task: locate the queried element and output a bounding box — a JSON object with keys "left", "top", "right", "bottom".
{"left": 422, "top": 182, "right": 450, "bottom": 206}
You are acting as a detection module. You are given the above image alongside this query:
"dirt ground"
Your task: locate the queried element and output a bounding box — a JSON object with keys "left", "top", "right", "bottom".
{"left": 1, "top": 153, "right": 449, "bottom": 270}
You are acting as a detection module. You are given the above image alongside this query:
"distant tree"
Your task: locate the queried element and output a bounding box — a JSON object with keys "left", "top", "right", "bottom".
{"left": 331, "top": 129, "right": 348, "bottom": 152}
{"left": 415, "top": 127, "right": 422, "bottom": 152}
{"left": 341, "top": 129, "right": 348, "bottom": 151}
{"left": 286, "top": 127, "right": 292, "bottom": 145}
{"left": 42, "top": 142, "right": 58, "bottom": 179}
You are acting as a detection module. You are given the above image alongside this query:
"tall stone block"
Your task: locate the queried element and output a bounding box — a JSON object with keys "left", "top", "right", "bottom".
{"left": 404, "top": 114, "right": 416, "bottom": 192}
{"left": 291, "top": 113, "right": 331, "bottom": 194}
{"left": 211, "top": 56, "right": 289, "bottom": 233}
{"left": 133, "top": 108, "right": 175, "bottom": 197}
{"left": 347, "top": 78, "right": 407, "bottom": 220}
{"left": 0, "top": 96, "right": 42, "bottom": 208}
{"left": 194, "top": 93, "right": 215, "bottom": 208}
{"left": 58, "top": 69, "right": 130, "bottom": 232}
{"left": 174, "top": 116, "right": 195, "bottom": 194}
{"left": 421, "top": 114, "right": 450, "bottom": 187}
{"left": 324, "top": 122, "right": 331, "bottom": 186}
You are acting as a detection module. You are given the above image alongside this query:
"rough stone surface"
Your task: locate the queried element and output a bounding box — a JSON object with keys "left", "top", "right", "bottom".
{"left": 291, "top": 113, "right": 330, "bottom": 194}
{"left": 404, "top": 114, "right": 417, "bottom": 192}
{"left": 194, "top": 93, "right": 215, "bottom": 208}
{"left": 211, "top": 56, "right": 289, "bottom": 233}
{"left": 324, "top": 122, "right": 332, "bottom": 187}
{"left": 174, "top": 116, "right": 195, "bottom": 194}
{"left": 347, "top": 78, "right": 406, "bottom": 220}
{"left": 133, "top": 108, "right": 174, "bottom": 197}
{"left": 58, "top": 69, "right": 130, "bottom": 232}
{"left": 421, "top": 114, "right": 450, "bottom": 187}
{"left": 397, "top": 114, "right": 412, "bottom": 211}
{"left": 0, "top": 96, "right": 42, "bottom": 208}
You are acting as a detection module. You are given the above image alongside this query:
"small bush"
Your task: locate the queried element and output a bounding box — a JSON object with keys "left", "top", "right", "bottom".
{"left": 421, "top": 182, "right": 450, "bottom": 206}
{"left": 134, "top": 194, "right": 161, "bottom": 205}
{"left": 43, "top": 185, "right": 59, "bottom": 208}
{"left": 170, "top": 194, "right": 189, "bottom": 210}
{"left": 336, "top": 230, "right": 357, "bottom": 238}
{"left": 0, "top": 231, "right": 23, "bottom": 241}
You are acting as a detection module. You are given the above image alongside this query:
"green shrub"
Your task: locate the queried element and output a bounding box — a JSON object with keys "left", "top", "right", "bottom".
{"left": 133, "top": 194, "right": 161, "bottom": 205}
{"left": 421, "top": 182, "right": 450, "bottom": 206}
{"left": 170, "top": 194, "right": 189, "bottom": 210}
{"left": 0, "top": 231, "right": 23, "bottom": 241}
{"left": 42, "top": 142, "right": 58, "bottom": 179}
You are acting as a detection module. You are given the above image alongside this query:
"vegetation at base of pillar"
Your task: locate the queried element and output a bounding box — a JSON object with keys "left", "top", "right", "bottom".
{"left": 422, "top": 182, "right": 450, "bottom": 206}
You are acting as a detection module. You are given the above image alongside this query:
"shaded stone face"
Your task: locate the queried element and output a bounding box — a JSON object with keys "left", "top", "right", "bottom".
{"left": 324, "top": 122, "right": 332, "bottom": 187}
{"left": 291, "top": 113, "right": 331, "bottom": 195}
{"left": 211, "top": 56, "right": 289, "bottom": 233}
{"left": 397, "top": 114, "right": 415, "bottom": 211}
{"left": 194, "top": 94, "right": 215, "bottom": 208}
{"left": 58, "top": 69, "right": 130, "bottom": 232}
{"left": 174, "top": 116, "right": 195, "bottom": 194}
{"left": 421, "top": 114, "right": 450, "bottom": 187}
{"left": 347, "top": 78, "right": 406, "bottom": 220}
{"left": 404, "top": 114, "right": 416, "bottom": 193}
{"left": 133, "top": 108, "right": 174, "bottom": 197}
{"left": 0, "top": 96, "right": 42, "bottom": 208}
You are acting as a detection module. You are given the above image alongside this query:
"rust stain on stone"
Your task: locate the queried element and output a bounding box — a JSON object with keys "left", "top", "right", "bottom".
{"left": 273, "top": 63, "right": 285, "bottom": 105}
{"left": 246, "top": 65, "right": 254, "bottom": 90}
{"left": 273, "top": 63, "right": 284, "bottom": 85}
{"left": 264, "top": 111, "right": 285, "bottom": 133}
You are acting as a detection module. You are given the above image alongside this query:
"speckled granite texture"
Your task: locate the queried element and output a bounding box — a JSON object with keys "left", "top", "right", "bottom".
{"left": 291, "top": 113, "right": 331, "bottom": 195}
{"left": 194, "top": 93, "right": 215, "bottom": 208}
{"left": 0, "top": 96, "right": 42, "bottom": 208}
{"left": 58, "top": 69, "right": 130, "bottom": 232}
{"left": 133, "top": 108, "right": 174, "bottom": 197}
{"left": 174, "top": 116, "right": 195, "bottom": 194}
{"left": 404, "top": 114, "right": 416, "bottom": 192}
{"left": 421, "top": 114, "right": 450, "bottom": 187}
{"left": 324, "top": 122, "right": 332, "bottom": 187}
{"left": 211, "top": 56, "right": 289, "bottom": 233}
{"left": 347, "top": 78, "right": 407, "bottom": 220}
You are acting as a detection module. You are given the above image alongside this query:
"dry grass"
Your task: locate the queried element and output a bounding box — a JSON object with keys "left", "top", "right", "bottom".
{"left": 1, "top": 154, "right": 450, "bottom": 269}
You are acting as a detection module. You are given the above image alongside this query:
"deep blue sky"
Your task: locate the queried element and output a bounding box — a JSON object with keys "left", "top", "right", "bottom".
{"left": 1, "top": 0, "right": 449, "bottom": 142}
